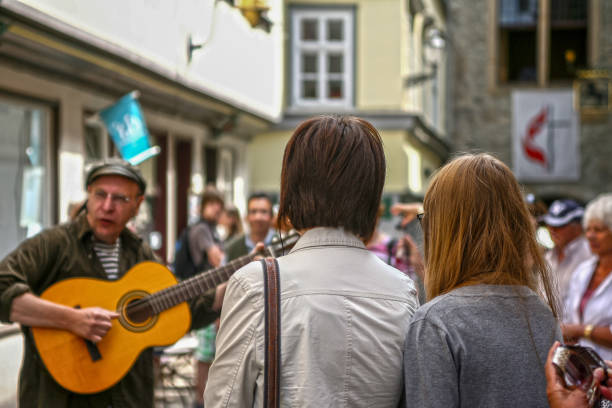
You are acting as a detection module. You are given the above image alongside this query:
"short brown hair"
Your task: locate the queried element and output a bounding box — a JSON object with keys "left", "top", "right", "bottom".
{"left": 276, "top": 115, "right": 385, "bottom": 241}
{"left": 422, "top": 153, "right": 558, "bottom": 316}
{"left": 200, "top": 188, "right": 224, "bottom": 211}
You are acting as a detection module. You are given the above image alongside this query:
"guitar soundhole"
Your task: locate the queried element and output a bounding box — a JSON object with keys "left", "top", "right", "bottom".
{"left": 125, "top": 298, "right": 152, "bottom": 323}
{"left": 117, "top": 290, "right": 157, "bottom": 332}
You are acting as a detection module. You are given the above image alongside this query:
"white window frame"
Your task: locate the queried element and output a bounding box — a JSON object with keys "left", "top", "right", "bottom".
{"left": 291, "top": 8, "right": 354, "bottom": 109}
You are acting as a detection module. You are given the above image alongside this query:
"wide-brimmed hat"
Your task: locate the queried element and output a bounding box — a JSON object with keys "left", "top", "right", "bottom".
{"left": 85, "top": 158, "right": 146, "bottom": 194}
{"left": 539, "top": 199, "right": 584, "bottom": 227}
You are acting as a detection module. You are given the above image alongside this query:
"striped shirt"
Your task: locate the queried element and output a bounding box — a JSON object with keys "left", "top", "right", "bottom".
{"left": 93, "top": 238, "right": 121, "bottom": 280}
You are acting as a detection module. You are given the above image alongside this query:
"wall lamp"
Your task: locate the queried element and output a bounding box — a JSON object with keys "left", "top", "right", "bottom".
{"left": 220, "top": 0, "right": 272, "bottom": 31}
{"left": 188, "top": 0, "right": 272, "bottom": 62}
{"left": 425, "top": 28, "right": 446, "bottom": 50}
{"left": 404, "top": 27, "right": 446, "bottom": 87}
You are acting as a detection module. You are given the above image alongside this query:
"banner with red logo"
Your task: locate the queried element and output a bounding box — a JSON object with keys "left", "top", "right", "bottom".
{"left": 512, "top": 90, "right": 579, "bottom": 181}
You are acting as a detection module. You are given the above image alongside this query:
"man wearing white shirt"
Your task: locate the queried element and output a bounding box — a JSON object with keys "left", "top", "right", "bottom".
{"left": 540, "top": 199, "right": 592, "bottom": 316}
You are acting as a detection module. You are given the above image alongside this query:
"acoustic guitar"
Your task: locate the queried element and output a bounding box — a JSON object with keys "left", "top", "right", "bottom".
{"left": 31, "top": 233, "right": 299, "bottom": 394}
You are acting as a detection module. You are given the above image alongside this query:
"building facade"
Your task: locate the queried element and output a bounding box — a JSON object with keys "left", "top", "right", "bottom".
{"left": 447, "top": 0, "right": 612, "bottom": 203}
{"left": 248, "top": 0, "right": 451, "bottom": 219}
{"left": 0, "top": 0, "right": 283, "bottom": 261}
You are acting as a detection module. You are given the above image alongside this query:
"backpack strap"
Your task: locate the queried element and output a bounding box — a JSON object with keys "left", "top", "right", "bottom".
{"left": 261, "top": 257, "right": 281, "bottom": 408}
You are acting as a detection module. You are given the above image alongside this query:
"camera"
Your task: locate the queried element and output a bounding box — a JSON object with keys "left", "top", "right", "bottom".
{"left": 552, "top": 344, "right": 611, "bottom": 407}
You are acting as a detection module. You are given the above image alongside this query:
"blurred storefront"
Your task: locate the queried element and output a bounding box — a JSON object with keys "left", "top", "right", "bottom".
{"left": 249, "top": 0, "right": 451, "bottom": 221}
{"left": 0, "top": 0, "right": 283, "bottom": 261}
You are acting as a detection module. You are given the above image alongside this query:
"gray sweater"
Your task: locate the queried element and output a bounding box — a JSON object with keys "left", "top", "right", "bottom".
{"left": 403, "top": 285, "right": 561, "bottom": 408}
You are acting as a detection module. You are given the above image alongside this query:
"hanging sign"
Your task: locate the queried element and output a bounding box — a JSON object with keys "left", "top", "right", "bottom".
{"left": 99, "top": 91, "right": 160, "bottom": 165}
{"left": 512, "top": 89, "right": 580, "bottom": 182}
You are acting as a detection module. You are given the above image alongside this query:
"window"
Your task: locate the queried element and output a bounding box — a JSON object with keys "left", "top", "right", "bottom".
{"left": 84, "top": 120, "right": 112, "bottom": 165}
{"left": 0, "top": 98, "right": 53, "bottom": 258}
{"left": 498, "top": 0, "right": 538, "bottom": 82}
{"left": 291, "top": 8, "right": 354, "bottom": 108}
{"left": 218, "top": 148, "right": 235, "bottom": 204}
{"left": 549, "top": 0, "right": 587, "bottom": 80}
{"left": 497, "top": 0, "right": 588, "bottom": 85}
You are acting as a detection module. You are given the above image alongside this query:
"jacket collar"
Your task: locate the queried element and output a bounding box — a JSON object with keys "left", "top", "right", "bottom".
{"left": 289, "top": 227, "right": 366, "bottom": 254}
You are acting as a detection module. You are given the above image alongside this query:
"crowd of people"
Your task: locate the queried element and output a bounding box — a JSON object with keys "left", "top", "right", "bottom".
{"left": 0, "top": 114, "right": 611, "bottom": 407}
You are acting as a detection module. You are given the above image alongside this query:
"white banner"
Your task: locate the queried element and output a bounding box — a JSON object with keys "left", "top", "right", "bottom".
{"left": 512, "top": 90, "right": 580, "bottom": 181}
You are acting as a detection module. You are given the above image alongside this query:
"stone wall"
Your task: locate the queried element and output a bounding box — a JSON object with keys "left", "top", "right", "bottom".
{"left": 446, "top": 0, "right": 612, "bottom": 202}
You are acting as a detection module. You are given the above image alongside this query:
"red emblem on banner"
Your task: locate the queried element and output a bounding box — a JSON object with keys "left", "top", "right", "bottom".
{"left": 522, "top": 107, "right": 548, "bottom": 167}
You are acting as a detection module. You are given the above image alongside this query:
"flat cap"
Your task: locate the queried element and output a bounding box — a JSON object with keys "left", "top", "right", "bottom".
{"left": 85, "top": 158, "right": 146, "bottom": 194}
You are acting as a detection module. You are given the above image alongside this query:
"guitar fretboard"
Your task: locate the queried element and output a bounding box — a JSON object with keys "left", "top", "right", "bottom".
{"left": 147, "top": 251, "right": 264, "bottom": 315}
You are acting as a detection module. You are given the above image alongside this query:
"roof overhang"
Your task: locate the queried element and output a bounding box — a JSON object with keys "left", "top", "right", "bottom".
{"left": 276, "top": 111, "right": 452, "bottom": 159}
{"left": 0, "top": 0, "right": 273, "bottom": 137}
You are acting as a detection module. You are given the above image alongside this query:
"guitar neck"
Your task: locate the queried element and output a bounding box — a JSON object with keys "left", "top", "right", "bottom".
{"left": 147, "top": 251, "right": 263, "bottom": 315}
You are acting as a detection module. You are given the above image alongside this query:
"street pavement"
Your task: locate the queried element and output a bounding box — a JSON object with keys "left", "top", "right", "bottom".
{"left": 0, "top": 325, "right": 197, "bottom": 408}
{"left": 0, "top": 324, "right": 21, "bottom": 408}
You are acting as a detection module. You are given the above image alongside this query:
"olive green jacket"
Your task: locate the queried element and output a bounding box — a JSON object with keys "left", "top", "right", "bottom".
{"left": 0, "top": 213, "right": 218, "bottom": 408}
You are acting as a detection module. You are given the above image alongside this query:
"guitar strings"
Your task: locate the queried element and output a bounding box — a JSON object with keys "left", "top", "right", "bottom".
{"left": 120, "top": 236, "right": 297, "bottom": 317}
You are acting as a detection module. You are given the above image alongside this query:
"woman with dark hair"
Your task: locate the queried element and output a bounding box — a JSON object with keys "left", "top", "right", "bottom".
{"left": 403, "top": 153, "right": 561, "bottom": 407}
{"left": 204, "top": 115, "right": 419, "bottom": 407}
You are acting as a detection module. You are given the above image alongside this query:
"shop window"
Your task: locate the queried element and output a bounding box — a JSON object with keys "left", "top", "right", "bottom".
{"left": 218, "top": 148, "right": 234, "bottom": 205}
{"left": 204, "top": 146, "right": 218, "bottom": 186}
{"left": 0, "top": 98, "right": 52, "bottom": 258}
{"left": 84, "top": 123, "right": 110, "bottom": 165}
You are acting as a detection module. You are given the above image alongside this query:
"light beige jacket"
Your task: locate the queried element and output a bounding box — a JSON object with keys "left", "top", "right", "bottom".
{"left": 204, "top": 227, "right": 418, "bottom": 408}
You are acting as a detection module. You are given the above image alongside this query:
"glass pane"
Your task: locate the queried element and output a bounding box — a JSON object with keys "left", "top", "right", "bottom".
{"left": 84, "top": 124, "right": 104, "bottom": 164}
{"left": 499, "top": 28, "right": 537, "bottom": 82}
{"left": 0, "top": 100, "right": 49, "bottom": 258}
{"left": 328, "top": 54, "right": 344, "bottom": 73}
{"left": 549, "top": 28, "right": 586, "bottom": 80}
{"left": 328, "top": 80, "right": 343, "bottom": 99}
{"left": 302, "top": 53, "right": 318, "bottom": 73}
{"left": 301, "top": 19, "right": 318, "bottom": 41}
{"left": 551, "top": 0, "right": 587, "bottom": 25}
{"left": 499, "top": 0, "right": 537, "bottom": 26}
{"left": 327, "top": 19, "right": 344, "bottom": 41}
{"left": 302, "top": 80, "right": 318, "bottom": 99}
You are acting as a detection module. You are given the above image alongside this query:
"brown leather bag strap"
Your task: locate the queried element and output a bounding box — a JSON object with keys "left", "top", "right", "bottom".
{"left": 261, "top": 257, "right": 281, "bottom": 408}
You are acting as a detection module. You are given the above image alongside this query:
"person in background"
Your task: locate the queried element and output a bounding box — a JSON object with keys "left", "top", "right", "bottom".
{"left": 563, "top": 194, "right": 612, "bottom": 362}
{"left": 190, "top": 187, "right": 226, "bottom": 408}
{"left": 525, "top": 193, "right": 552, "bottom": 250}
{"left": 189, "top": 188, "right": 225, "bottom": 273}
{"left": 195, "top": 193, "right": 275, "bottom": 407}
{"left": 0, "top": 159, "right": 223, "bottom": 408}
{"left": 205, "top": 115, "right": 418, "bottom": 407}
{"left": 390, "top": 202, "right": 426, "bottom": 303}
{"left": 540, "top": 199, "right": 592, "bottom": 315}
{"left": 225, "top": 193, "right": 276, "bottom": 262}
{"left": 403, "top": 153, "right": 561, "bottom": 408}
{"left": 368, "top": 204, "right": 425, "bottom": 303}
{"left": 217, "top": 205, "right": 243, "bottom": 243}
{"left": 367, "top": 205, "right": 404, "bottom": 267}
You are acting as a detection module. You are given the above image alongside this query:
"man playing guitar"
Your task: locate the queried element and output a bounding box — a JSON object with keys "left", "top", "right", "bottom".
{"left": 0, "top": 159, "right": 224, "bottom": 408}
